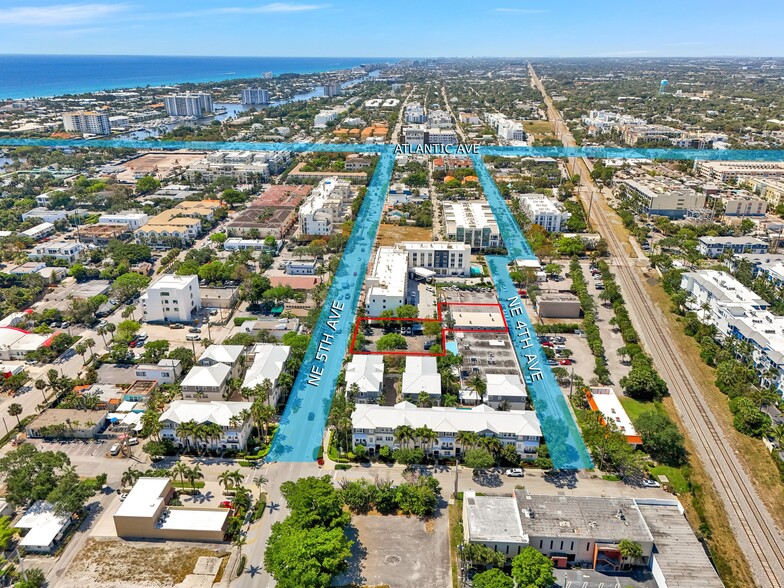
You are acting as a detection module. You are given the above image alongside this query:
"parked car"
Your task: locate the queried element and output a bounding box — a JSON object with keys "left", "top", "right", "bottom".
{"left": 559, "top": 359, "right": 573, "bottom": 366}
{"left": 505, "top": 468, "right": 524, "bottom": 477}
{"left": 110, "top": 443, "right": 121, "bottom": 456}
{"left": 129, "top": 340, "right": 137, "bottom": 348}
{"left": 169, "top": 323, "right": 184, "bottom": 329}
{"left": 219, "top": 500, "right": 233, "bottom": 508}
{"left": 541, "top": 341, "right": 554, "bottom": 348}
{"left": 186, "top": 334, "right": 201, "bottom": 342}
{"left": 642, "top": 478, "right": 661, "bottom": 488}
{"left": 127, "top": 437, "right": 139, "bottom": 446}
{"left": 547, "top": 360, "right": 558, "bottom": 366}
{"left": 189, "top": 327, "right": 201, "bottom": 333}
{"left": 119, "top": 493, "right": 128, "bottom": 502}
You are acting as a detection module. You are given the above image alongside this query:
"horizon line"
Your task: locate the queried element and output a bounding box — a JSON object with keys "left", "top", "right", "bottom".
{"left": 2, "top": 53, "right": 784, "bottom": 59}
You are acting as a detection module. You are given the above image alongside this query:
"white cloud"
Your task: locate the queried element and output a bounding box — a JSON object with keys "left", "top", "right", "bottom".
{"left": 213, "top": 3, "right": 327, "bottom": 14}
{"left": 0, "top": 3, "right": 129, "bottom": 26}
{"left": 494, "top": 7, "right": 548, "bottom": 14}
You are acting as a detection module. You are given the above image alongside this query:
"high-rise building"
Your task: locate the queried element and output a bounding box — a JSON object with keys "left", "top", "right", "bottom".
{"left": 163, "top": 93, "right": 214, "bottom": 117}
{"left": 322, "top": 83, "right": 341, "bottom": 97}
{"left": 242, "top": 88, "right": 270, "bottom": 105}
{"left": 62, "top": 111, "right": 111, "bottom": 135}
{"left": 262, "top": 72, "right": 274, "bottom": 79}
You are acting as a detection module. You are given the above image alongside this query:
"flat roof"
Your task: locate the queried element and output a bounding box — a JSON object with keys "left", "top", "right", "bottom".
{"left": 159, "top": 508, "right": 228, "bottom": 533}
{"left": 115, "top": 477, "right": 168, "bottom": 519}
{"left": 587, "top": 387, "right": 640, "bottom": 443}
{"left": 15, "top": 501, "right": 70, "bottom": 548}
{"left": 464, "top": 493, "right": 526, "bottom": 544}
{"left": 636, "top": 501, "right": 724, "bottom": 588}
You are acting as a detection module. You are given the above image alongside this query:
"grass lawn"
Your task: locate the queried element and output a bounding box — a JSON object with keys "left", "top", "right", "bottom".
{"left": 448, "top": 499, "right": 463, "bottom": 588}
{"left": 618, "top": 396, "right": 665, "bottom": 422}
{"left": 522, "top": 120, "right": 555, "bottom": 135}
{"left": 649, "top": 465, "right": 689, "bottom": 494}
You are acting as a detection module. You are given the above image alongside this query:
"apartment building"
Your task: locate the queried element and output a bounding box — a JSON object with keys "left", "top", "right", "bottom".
{"left": 298, "top": 177, "right": 353, "bottom": 236}
{"left": 141, "top": 274, "right": 201, "bottom": 323}
{"left": 98, "top": 211, "right": 149, "bottom": 230}
{"left": 397, "top": 241, "right": 471, "bottom": 277}
{"left": 159, "top": 401, "right": 253, "bottom": 450}
{"left": 442, "top": 201, "right": 502, "bottom": 251}
{"left": 681, "top": 270, "right": 784, "bottom": 396}
{"left": 62, "top": 111, "right": 111, "bottom": 135}
{"left": 365, "top": 246, "right": 408, "bottom": 315}
{"left": 322, "top": 83, "right": 341, "bottom": 97}
{"left": 622, "top": 124, "right": 683, "bottom": 145}
{"left": 30, "top": 241, "right": 84, "bottom": 263}
{"left": 580, "top": 110, "right": 645, "bottom": 134}
{"left": 751, "top": 178, "right": 784, "bottom": 207}
{"left": 181, "top": 363, "right": 232, "bottom": 401}
{"left": 696, "top": 160, "right": 784, "bottom": 183}
{"left": 20, "top": 222, "right": 55, "bottom": 240}
{"left": 314, "top": 109, "right": 340, "bottom": 128}
{"left": 241, "top": 343, "right": 291, "bottom": 407}
{"left": 404, "top": 103, "right": 426, "bottom": 124}
{"left": 163, "top": 93, "right": 213, "bottom": 117}
{"left": 517, "top": 193, "right": 571, "bottom": 232}
{"left": 722, "top": 193, "right": 768, "bottom": 216}
{"left": 352, "top": 401, "right": 542, "bottom": 459}
{"left": 619, "top": 177, "right": 706, "bottom": 219}
{"left": 133, "top": 359, "right": 183, "bottom": 385}
{"left": 184, "top": 151, "right": 290, "bottom": 183}
{"left": 242, "top": 88, "right": 269, "bottom": 105}
{"left": 402, "top": 356, "right": 441, "bottom": 404}
{"left": 135, "top": 200, "right": 222, "bottom": 245}
{"left": 485, "top": 373, "right": 527, "bottom": 410}
{"left": 697, "top": 236, "right": 769, "bottom": 258}
{"left": 197, "top": 344, "right": 246, "bottom": 381}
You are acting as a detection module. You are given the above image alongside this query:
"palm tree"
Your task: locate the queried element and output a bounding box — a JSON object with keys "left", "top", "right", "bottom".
{"left": 96, "top": 326, "right": 108, "bottom": 346}
{"left": 175, "top": 420, "right": 196, "bottom": 452}
{"left": 83, "top": 337, "right": 96, "bottom": 362}
{"left": 7, "top": 403, "right": 23, "bottom": 426}
{"left": 229, "top": 470, "right": 244, "bottom": 489}
{"left": 253, "top": 474, "right": 268, "bottom": 490}
{"left": 233, "top": 534, "right": 248, "bottom": 564}
{"left": 74, "top": 342, "right": 88, "bottom": 365}
{"left": 469, "top": 373, "right": 487, "bottom": 404}
{"left": 121, "top": 467, "right": 142, "bottom": 488}
{"left": 394, "top": 425, "right": 415, "bottom": 449}
{"left": 218, "top": 470, "right": 235, "bottom": 493}
{"left": 172, "top": 461, "right": 190, "bottom": 489}
{"left": 105, "top": 322, "right": 116, "bottom": 341}
{"left": 414, "top": 425, "right": 438, "bottom": 455}
{"left": 479, "top": 435, "right": 502, "bottom": 457}
{"left": 771, "top": 423, "right": 784, "bottom": 448}
{"left": 251, "top": 401, "right": 275, "bottom": 443}
{"left": 456, "top": 430, "right": 479, "bottom": 455}
{"left": 187, "top": 464, "right": 204, "bottom": 490}
{"left": 34, "top": 378, "right": 47, "bottom": 401}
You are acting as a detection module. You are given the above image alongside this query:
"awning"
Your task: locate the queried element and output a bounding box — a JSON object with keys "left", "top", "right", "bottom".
{"left": 412, "top": 267, "right": 436, "bottom": 278}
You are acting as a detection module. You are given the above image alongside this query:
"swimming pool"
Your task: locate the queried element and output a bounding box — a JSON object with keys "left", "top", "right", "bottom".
{"left": 446, "top": 340, "right": 458, "bottom": 355}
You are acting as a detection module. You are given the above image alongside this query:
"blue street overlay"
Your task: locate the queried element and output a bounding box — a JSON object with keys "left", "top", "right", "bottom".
{"left": 472, "top": 154, "right": 593, "bottom": 470}
{"left": 268, "top": 147, "right": 395, "bottom": 462}
{"left": 1, "top": 137, "right": 784, "bottom": 161}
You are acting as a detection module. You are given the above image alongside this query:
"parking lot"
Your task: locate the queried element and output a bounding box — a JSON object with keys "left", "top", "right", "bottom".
{"left": 558, "top": 568, "right": 657, "bottom": 588}
{"left": 452, "top": 331, "right": 519, "bottom": 377}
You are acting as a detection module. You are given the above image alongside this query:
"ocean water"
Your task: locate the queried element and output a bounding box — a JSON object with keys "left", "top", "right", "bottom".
{"left": 0, "top": 54, "right": 393, "bottom": 99}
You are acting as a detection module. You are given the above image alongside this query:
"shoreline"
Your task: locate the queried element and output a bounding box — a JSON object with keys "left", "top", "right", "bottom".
{"left": 0, "top": 55, "right": 395, "bottom": 101}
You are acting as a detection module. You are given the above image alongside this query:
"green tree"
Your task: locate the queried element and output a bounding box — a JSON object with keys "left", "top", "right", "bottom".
{"left": 339, "top": 479, "right": 377, "bottom": 514}
{"left": 376, "top": 333, "right": 408, "bottom": 351}
{"left": 511, "top": 547, "right": 556, "bottom": 588}
{"left": 7, "top": 403, "right": 23, "bottom": 426}
{"left": 463, "top": 542, "right": 506, "bottom": 568}
{"left": 15, "top": 567, "right": 46, "bottom": 588}
{"left": 391, "top": 447, "right": 425, "bottom": 465}
{"left": 620, "top": 366, "right": 668, "bottom": 401}
{"left": 0, "top": 444, "right": 70, "bottom": 507}
{"left": 0, "top": 516, "right": 15, "bottom": 551}
{"left": 136, "top": 175, "right": 161, "bottom": 194}
{"left": 634, "top": 411, "right": 686, "bottom": 466}
{"left": 729, "top": 396, "right": 771, "bottom": 437}
{"left": 619, "top": 538, "right": 643, "bottom": 560}
{"left": 464, "top": 448, "right": 495, "bottom": 471}
{"left": 141, "top": 340, "right": 170, "bottom": 363}
{"left": 280, "top": 476, "right": 350, "bottom": 530}
{"left": 473, "top": 568, "right": 515, "bottom": 588}
{"left": 112, "top": 272, "right": 150, "bottom": 302}
{"left": 264, "top": 518, "right": 353, "bottom": 588}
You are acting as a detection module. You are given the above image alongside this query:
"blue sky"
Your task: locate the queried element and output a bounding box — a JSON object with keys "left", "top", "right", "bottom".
{"left": 0, "top": 1, "right": 782, "bottom": 57}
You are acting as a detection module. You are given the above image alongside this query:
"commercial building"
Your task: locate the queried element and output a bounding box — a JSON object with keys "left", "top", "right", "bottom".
{"left": 253, "top": 184, "right": 311, "bottom": 207}
{"left": 98, "top": 211, "right": 149, "bottom": 230}
{"left": 586, "top": 387, "right": 641, "bottom": 446}
{"left": 241, "top": 343, "right": 291, "bottom": 407}
{"left": 20, "top": 222, "right": 55, "bottom": 240}
{"left": 442, "top": 201, "right": 502, "bottom": 251}
{"left": 288, "top": 162, "right": 367, "bottom": 184}
{"left": 298, "top": 177, "right": 353, "bottom": 236}
{"left": 695, "top": 160, "right": 784, "bottom": 183}
{"left": 697, "top": 236, "right": 769, "bottom": 258}
{"left": 30, "top": 240, "right": 84, "bottom": 263}
{"left": 242, "top": 88, "right": 270, "bottom": 105}
{"left": 365, "top": 246, "right": 408, "bottom": 315}
{"left": 619, "top": 178, "right": 706, "bottom": 219}
{"left": 21, "top": 207, "right": 67, "bottom": 223}
{"left": 164, "top": 93, "right": 213, "bottom": 117}
{"left": 141, "top": 274, "right": 201, "bottom": 323}
{"left": 114, "top": 478, "right": 229, "bottom": 542}
{"left": 722, "top": 193, "right": 767, "bottom": 216}
{"left": 346, "top": 355, "right": 384, "bottom": 403}
{"left": 536, "top": 293, "right": 582, "bottom": 319}
{"left": 135, "top": 199, "right": 222, "bottom": 245}
{"left": 352, "top": 401, "right": 542, "bottom": 459}
{"left": 26, "top": 408, "right": 108, "bottom": 439}
{"left": 62, "top": 111, "right": 111, "bottom": 135}
{"left": 79, "top": 223, "right": 130, "bottom": 245}
{"left": 463, "top": 492, "right": 723, "bottom": 586}
{"left": 517, "top": 194, "right": 571, "bottom": 232}
{"left": 159, "top": 401, "right": 253, "bottom": 451}
{"left": 184, "top": 151, "right": 290, "bottom": 183}
{"left": 226, "top": 206, "right": 298, "bottom": 238}
{"left": 14, "top": 501, "right": 72, "bottom": 554}
{"left": 181, "top": 363, "right": 232, "bottom": 401}
{"left": 622, "top": 124, "right": 683, "bottom": 145}
{"left": 401, "top": 356, "right": 441, "bottom": 404}
{"left": 286, "top": 260, "right": 317, "bottom": 275}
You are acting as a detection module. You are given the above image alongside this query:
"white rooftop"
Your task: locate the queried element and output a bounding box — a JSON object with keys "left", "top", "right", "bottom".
{"left": 486, "top": 373, "right": 527, "bottom": 398}
{"left": 115, "top": 477, "right": 168, "bottom": 519}
{"left": 159, "top": 400, "right": 252, "bottom": 428}
{"left": 242, "top": 344, "right": 290, "bottom": 389}
{"left": 367, "top": 246, "right": 408, "bottom": 300}
{"left": 346, "top": 355, "right": 384, "bottom": 392}
{"left": 199, "top": 344, "right": 246, "bottom": 365}
{"left": 402, "top": 356, "right": 441, "bottom": 397}
{"left": 15, "top": 500, "right": 70, "bottom": 549}
{"left": 148, "top": 274, "right": 198, "bottom": 291}
{"left": 588, "top": 387, "right": 639, "bottom": 440}
{"left": 181, "top": 363, "right": 232, "bottom": 389}
{"left": 159, "top": 508, "right": 228, "bottom": 532}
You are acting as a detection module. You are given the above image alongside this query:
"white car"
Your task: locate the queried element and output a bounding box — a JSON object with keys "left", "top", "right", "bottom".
{"left": 505, "top": 468, "right": 524, "bottom": 478}
{"left": 119, "top": 493, "right": 128, "bottom": 502}
{"left": 642, "top": 478, "right": 661, "bottom": 488}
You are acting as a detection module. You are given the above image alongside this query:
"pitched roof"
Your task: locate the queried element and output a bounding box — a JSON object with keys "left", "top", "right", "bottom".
{"left": 181, "top": 363, "right": 231, "bottom": 388}
{"left": 241, "top": 344, "right": 290, "bottom": 388}
{"left": 352, "top": 402, "right": 541, "bottom": 438}
{"left": 346, "top": 355, "right": 384, "bottom": 393}
{"left": 402, "top": 356, "right": 441, "bottom": 396}
{"left": 198, "top": 344, "right": 246, "bottom": 365}
{"left": 486, "top": 373, "right": 528, "bottom": 398}
{"left": 159, "top": 400, "right": 252, "bottom": 428}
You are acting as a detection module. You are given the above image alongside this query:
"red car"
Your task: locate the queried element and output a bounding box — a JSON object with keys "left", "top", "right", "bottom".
{"left": 219, "top": 501, "right": 233, "bottom": 508}
{"left": 517, "top": 289, "right": 527, "bottom": 296}
{"left": 541, "top": 341, "right": 554, "bottom": 348}
{"left": 559, "top": 359, "right": 572, "bottom": 365}
{"left": 129, "top": 340, "right": 137, "bottom": 348}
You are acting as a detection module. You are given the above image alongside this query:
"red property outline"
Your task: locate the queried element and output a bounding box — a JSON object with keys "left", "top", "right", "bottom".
{"left": 349, "top": 301, "right": 508, "bottom": 356}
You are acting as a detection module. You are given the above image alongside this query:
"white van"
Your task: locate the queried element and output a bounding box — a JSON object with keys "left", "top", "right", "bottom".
{"left": 186, "top": 334, "right": 201, "bottom": 341}
{"left": 110, "top": 443, "right": 121, "bottom": 456}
